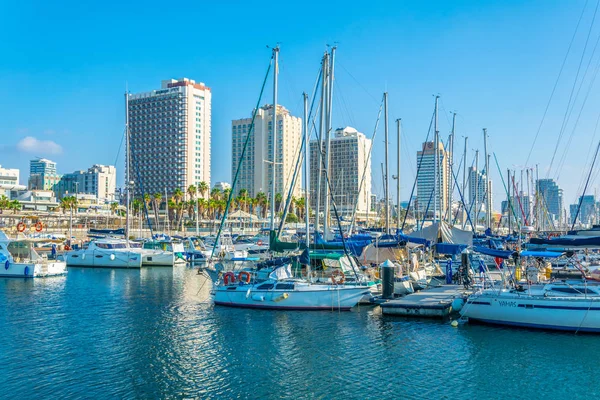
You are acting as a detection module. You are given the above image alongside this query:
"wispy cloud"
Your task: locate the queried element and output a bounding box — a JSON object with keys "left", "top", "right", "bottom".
{"left": 16, "top": 136, "right": 63, "bottom": 155}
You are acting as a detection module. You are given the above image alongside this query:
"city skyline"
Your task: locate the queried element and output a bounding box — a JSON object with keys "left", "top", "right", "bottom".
{"left": 3, "top": 1, "right": 600, "bottom": 210}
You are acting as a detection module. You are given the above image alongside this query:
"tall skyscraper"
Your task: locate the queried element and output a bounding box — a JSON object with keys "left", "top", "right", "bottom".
{"left": 127, "top": 78, "right": 211, "bottom": 196}
{"left": 416, "top": 141, "right": 450, "bottom": 217}
{"left": 310, "top": 126, "right": 372, "bottom": 219}
{"left": 537, "top": 178, "right": 563, "bottom": 225}
{"left": 231, "top": 104, "right": 302, "bottom": 198}
{"left": 468, "top": 167, "right": 493, "bottom": 214}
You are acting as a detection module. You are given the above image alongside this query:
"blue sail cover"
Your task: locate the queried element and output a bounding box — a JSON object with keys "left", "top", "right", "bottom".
{"left": 529, "top": 236, "right": 600, "bottom": 247}
{"left": 520, "top": 250, "right": 564, "bottom": 258}
{"left": 473, "top": 246, "right": 515, "bottom": 259}
{"left": 435, "top": 243, "right": 468, "bottom": 255}
{"left": 398, "top": 234, "right": 431, "bottom": 247}
{"left": 314, "top": 233, "right": 370, "bottom": 256}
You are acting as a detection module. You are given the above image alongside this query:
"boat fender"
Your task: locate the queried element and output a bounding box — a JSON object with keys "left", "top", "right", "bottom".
{"left": 81, "top": 254, "right": 86, "bottom": 260}
{"left": 451, "top": 298, "right": 465, "bottom": 312}
{"left": 110, "top": 254, "right": 116, "bottom": 261}
{"left": 251, "top": 294, "right": 265, "bottom": 302}
{"left": 246, "top": 288, "right": 252, "bottom": 299}
{"left": 450, "top": 320, "right": 459, "bottom": 328}
{"left": 4, "top": 260, "right": 9, "bottom": 270}
{"left": 273, "top": 293, "right": 289, "bottom": 302}
{"left": 24, "top": 266, "right": 29, "bottom": 276}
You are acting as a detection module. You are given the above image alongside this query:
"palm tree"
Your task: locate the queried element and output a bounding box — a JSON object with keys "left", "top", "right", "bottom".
{"left": 295, "top": 197, "right": 306, "bottom": 220}
{"left": 9, "top": 200, "right": 21, "bottom": 214}
{"left": 152, "top": 193, "right": 162, "bottom": 225}
{"left": 187, "top": 185, "right": 197, "bottom": 202}
{"left": 197, "top": 198, "right": 207, "bottom": 220}
{"left": 210, "top": 188, "right": 221, "bottom": 201}
{"left": 238, "top": 189, "right": 249, "bottom": 213}
{"left": 255, "top": 192, "right": 268, "bottom": 219}
{"left": 275, "top": 193, "right": 283, "bottom": 214}
{"left": 198, "top": 181, "right": 209, "bottom": 199}
{"left": 110, "top": 202, "right": 118, "bottom": 215}
{"left": 0, "top": 195, "right": 9, "bottom": 213}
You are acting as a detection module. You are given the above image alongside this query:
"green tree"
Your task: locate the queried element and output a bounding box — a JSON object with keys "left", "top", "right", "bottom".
{"left": 198, "top": 181, "right": 209, "bottom": 199}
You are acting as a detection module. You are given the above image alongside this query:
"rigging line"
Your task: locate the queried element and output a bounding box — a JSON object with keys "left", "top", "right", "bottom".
{"left": 439, "top": 97, "right": 453, "bottom": 131}
{"left": 548, "top": 0, "right": 600, "bottom": 178}
{"left": 571, "top": 139, "right": 600, "bottom": 229}
{"left": 401, "top": 125, "right": 416, "bottom": 178}
{"left": 525, "top": 0, "right": 590, "bottom": 166}
{"left": 573, "top": 108, "right": 600, "bottom": 200}
{"left": 335, "top": 80, "right": 356, "bottom": 128}
{"left": 555, "top": 44, "right": 600, "bottom": 179}
{"left": 209, "top": 55, "right": 272, "bottom": 261}
{"left": 337, "top": 61, "right": 380, "bottom": 104}
{"left": 401, "top": 108, "right": 436, "bottom": 231}
{"left": 348, "top": 95, "right": 384, "bottom": 233}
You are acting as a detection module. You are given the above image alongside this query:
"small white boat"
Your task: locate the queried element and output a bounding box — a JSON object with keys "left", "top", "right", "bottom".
{"left": 213, "top": 263, "right": 370, "bottom": 310}
{"left": 461, "top": 281, "right": 600, "bottom": 332}
{"left": 66, "top": 239, "right": 142, "bottom": 268}
{"left": 0, "top": 233, "right": 66, "bottom": 278}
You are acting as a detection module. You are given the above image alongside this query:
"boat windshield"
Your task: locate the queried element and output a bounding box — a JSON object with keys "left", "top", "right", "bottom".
{"left": 7, "top": 241, "right": 40, "bottom": 261}
{"left": 96, "top": 242, "right": 127, "bottom": 249}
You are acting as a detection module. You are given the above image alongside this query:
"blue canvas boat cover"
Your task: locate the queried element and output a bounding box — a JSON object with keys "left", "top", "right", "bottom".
{"left": 435, "top": 243, "right": 468, "bottom": 255}
{"left": 529, "top": 236, "right": 600, "bottom": 247}
{"left": 520, "top": 250, "right": 564, "bottom": 258}
{"left": 472, "top": 246, "right": 515, "bottom": 259}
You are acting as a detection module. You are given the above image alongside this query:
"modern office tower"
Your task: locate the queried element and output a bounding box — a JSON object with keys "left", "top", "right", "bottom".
{"left": 309, "top": 126, "right": 372, "bottom": 219}
{"left": 127, "top": 78, "right": 211, "bottom": 197}
{"left": 416, "top": 141, "right": 450, "bottom": 218}
{"left": 231, "top": 104, "right": 302, "bottom": 198}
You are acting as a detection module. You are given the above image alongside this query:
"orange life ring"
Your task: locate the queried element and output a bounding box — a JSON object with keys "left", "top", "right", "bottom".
{"left": 64, "top": 244, "right": 71, "bottom": 251}
{"left": 35, "top": 222, "right": 43, "bottom": 232}
{"left": 223, "top": 271, "right": 236, "bottom": 285}
{"left": 331, "top": 270, "right": 346, "bottom": 285}
{"left": 238, "top": 271, "right": 251, "bottom": 283}
{"left": 16, "top": 222, "right": 26, "bottom": 232}
{"left": 257, "top": 240, "right": 264, "bottom": 246}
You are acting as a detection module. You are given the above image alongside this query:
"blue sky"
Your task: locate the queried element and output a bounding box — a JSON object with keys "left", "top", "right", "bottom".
{"left": 1, "top": 0, "right": 599, "bottom": 210}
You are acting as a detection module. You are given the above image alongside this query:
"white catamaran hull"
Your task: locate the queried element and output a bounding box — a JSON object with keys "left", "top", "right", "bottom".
{"left": 0, "top": 261, "right": 66, "bottom": 278}
{"left": 462, "top": 293, "right": 600, "bottom": 332}
{"left": 66, "top": 250, "right": 142, "bottom": 268}
{"left": 214, "top": 285, "right": 370, "bottom": 310}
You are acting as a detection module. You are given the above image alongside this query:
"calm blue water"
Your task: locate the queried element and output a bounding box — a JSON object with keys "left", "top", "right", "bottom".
{"left": 1, "top": 267, "right": 599, "bottom": 399}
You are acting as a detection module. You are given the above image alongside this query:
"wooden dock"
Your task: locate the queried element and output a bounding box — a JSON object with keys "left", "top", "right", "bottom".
{"left": 380, "top": 285, "right": 472, "bottom": 318}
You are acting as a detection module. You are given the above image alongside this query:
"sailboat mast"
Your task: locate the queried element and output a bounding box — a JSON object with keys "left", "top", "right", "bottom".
{"left": 125, "top": 91, "right": 130, "bottom": 241}
{"left": 483, "top": 128, "right": 489, "bottom": 229}
{"left": 474, "top": 150, "right": 479, "bottom": 230}
{"left": 303, "top": 92, "right": 310, "bottom": 248}
{"left": 270, "top": 45, "right": 279, "bottom": 230}
{"left": 396, "top": 118, "right": 401, "bottom": 233}
{"left": 449, "top": 113, "right": 456, "bottom": 223}
{"left": 433, "top": 95, "right": 439, "bottom": 224}
{"left": 314, "top": 52, "right": 328, "bottom": 238}
{"left": 384, "top": 92, "right": 390, "bottom": 234}
{"left": 323, "top": 46, "right": 335, "bottom": 239}
{"left": 462, "top": 136, "right": 468, "bottom": 228}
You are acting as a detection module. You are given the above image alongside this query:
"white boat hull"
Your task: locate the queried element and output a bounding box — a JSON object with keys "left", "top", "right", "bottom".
{"left": 0, "top": 261, "right": 66, "bottom": 278}
{"left": 462, "top": 292, "right": 600, "bottom": 332}
{"left": 214, "top": 284, "right": 370, "bottom": 310}
{"left": 66, "top": 249, "right": 142, "bottom": 268}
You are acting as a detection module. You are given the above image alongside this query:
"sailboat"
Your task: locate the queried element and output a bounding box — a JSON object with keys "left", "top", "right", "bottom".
{"left": 211, "top": 47, "right": 369, "bottom": 310}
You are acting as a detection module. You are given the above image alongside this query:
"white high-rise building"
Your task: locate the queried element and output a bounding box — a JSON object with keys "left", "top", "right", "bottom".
{"left": 0, "top": 165, "right": 26, "bottom": 197}
{"left": 127, "top": 78, "right": 211, "bottom": 196}
{"left": 416, "top": 141, "right": 450, "bottom": 217}
{"left": 62, "top": 165, "right": 117, "bottom": 202}
{"left": 231, "top": 104, "right": 302, "bottom": 199}
{"left": 468, "top": 167, "right": 493, "bottom": 215}
{"left": 310, "top": 126, "right": 372, "bottom": 220}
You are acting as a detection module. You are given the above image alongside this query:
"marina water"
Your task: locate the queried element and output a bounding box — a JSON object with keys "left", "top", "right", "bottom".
{"left": 1, "top": 267, "right": 599, "bottom": 399}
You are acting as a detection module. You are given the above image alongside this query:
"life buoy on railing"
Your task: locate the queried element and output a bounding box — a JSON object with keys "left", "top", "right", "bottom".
{"left": 330, "top": 270, "right": 346, "bottom": 285}
{"left": 223, "top": 271, "right": 236, "bottom": 285}
{"left": 16, "top": 222, "right": 26, "bottom": 232}
{"left": 238, "top": 271, "right": 251, "bottom": 284}
{"left": 257, "top": 240, "right": 264, "bottom": 246}
{"left": 35, "top": 222, "right": 43, "bottom": 232}
{"left": 64, "top": 244, "right": 71, "bottom": 251}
